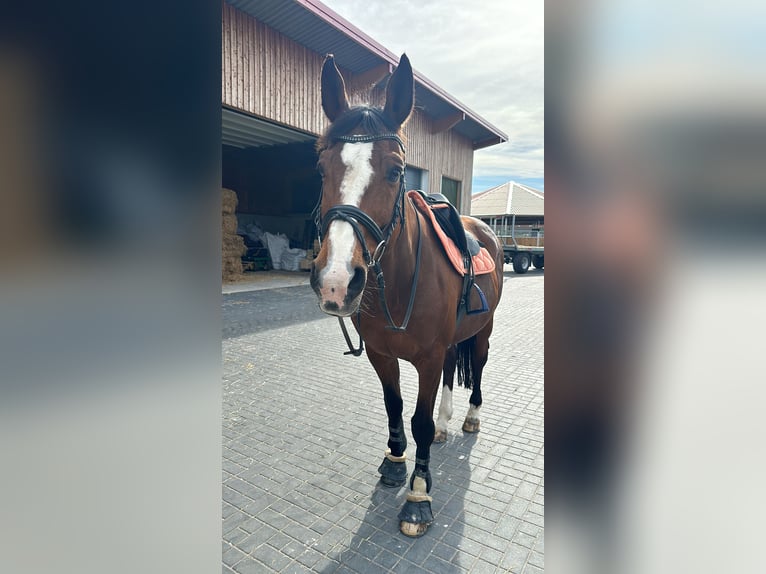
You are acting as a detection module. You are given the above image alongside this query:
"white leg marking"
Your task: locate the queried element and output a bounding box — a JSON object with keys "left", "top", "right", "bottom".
{"left": 435, "top": 386, "right": 453, "bottom": 433}
{"left": 319, "top": 142, "right": 374, "bottom": 293}
{"left": 412, "top": 475, "right": 428, "bottom": 495}
{"left": 466, "top": 404, "right": 481, "bottom": 421}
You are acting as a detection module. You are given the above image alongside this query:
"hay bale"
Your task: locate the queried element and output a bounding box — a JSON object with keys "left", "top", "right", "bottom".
{"left": 222, "top": 256, "right": 242, "bottom": 272}
{"left": 221, "top": 190, "right": 245, "bottom": 281}
{"left": 222, "top": 188, "right": 238, "bottom": 215}
{"left": 222, "top": 255, "right": 243, "bottom": 280}
{"left": 223, "top": 233, "right": 246, "bottom": 255}
{"left": 222, "top": 213, "right": 238, "bottom": 235}
{"left": 222, "top": 241, "right": 242, "bottom": 252}
{"left": 222, "top": 247, "right": 245, "bottom": 259}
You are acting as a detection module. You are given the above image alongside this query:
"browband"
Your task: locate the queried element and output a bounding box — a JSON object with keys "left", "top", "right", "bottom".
{"left": 336, "top": 133, "right": 406, "bottom": 153}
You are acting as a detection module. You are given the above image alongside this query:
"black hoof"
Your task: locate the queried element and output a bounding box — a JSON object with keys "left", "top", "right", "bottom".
{"left": 378, "top": 457, "right": 407, "bottom": 488}
{"left": 380, "top": 476, "right": 406, "bottom": 488}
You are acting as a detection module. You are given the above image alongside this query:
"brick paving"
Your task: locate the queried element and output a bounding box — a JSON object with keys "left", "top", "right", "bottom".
{"left": 223, "top": 268, "right": 544, "bottom": 573}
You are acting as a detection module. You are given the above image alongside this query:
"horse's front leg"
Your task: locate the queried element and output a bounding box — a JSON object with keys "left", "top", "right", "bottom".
{"left": 399, "top": 353, "right": 443, "bottom": 537}
{"left": 366, "top": 348, "right": 408, "bottom": 488}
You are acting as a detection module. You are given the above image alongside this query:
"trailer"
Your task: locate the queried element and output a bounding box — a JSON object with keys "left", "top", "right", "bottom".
{"left": 490, "top": 214, "right": 544, "bottom": 274}
{"left": 471, "top": 181, "right": 544, "bottom": 273}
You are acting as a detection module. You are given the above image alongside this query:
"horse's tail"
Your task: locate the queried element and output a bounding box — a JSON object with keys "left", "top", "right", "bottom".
{"left": 456, "top": 335, "right": 476, "bottom": 389}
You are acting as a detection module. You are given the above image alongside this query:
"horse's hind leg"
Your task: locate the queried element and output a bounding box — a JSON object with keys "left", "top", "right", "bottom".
{"left": 434, "top": 346, "right": 456, "bottom": 443}
{"left": 462, "top": 320, "right": 493, "bottom": 434}
{"left": 367, "top": 348, "right": 408, "bottom": 488}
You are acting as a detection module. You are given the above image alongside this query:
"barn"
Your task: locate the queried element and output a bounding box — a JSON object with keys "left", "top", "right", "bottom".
{"left": 221, "top": 0, "right": 507, "bottom": 278}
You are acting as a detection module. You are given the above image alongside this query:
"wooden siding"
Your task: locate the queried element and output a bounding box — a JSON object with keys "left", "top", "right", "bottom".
{"left": 222, "top": 4, "right": 475, "bottom": 211}
{"left": 222, "top": 3, "right": 326, "bottom": 135}
{"left": 402, "top": 101, "right": 474, "bottom": 211}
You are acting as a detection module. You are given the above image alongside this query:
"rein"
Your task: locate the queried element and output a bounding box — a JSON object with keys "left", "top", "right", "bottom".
{"left": 314, "top": 132, "right": 423, "bottom": 355}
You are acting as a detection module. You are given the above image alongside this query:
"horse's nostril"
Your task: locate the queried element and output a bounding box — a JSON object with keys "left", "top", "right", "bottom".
{"left": 348, "top": 266, "right": 366, "bottom": 297}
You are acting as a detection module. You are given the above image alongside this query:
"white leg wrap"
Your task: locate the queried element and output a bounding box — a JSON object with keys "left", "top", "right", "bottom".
{"left": 385, "top": 448, "right": 406, "bottom": 463}
{"left": 435, "top": 386, "right": 453, "bottom": 432}
{"left": 406, "top": 475, "right": 432, "bottom": 502}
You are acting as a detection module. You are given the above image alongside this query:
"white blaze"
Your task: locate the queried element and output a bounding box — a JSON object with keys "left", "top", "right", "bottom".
{"left": 321, "top": 143, "right": 374, "bottom": 291}
{"left": 338, "top": 142, "right": 374, "bottom": 205}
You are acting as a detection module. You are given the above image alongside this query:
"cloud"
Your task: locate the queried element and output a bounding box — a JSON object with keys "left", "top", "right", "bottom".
{"left": 322, "top": 0, "right": 544, "bottom": 185}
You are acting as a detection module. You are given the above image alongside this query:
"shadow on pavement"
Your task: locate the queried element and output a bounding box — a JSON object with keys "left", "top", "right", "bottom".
{"left": 223, "top": 270, "right": 543, "bottom": 340}
{"left": 322, "top": 432, "right": 479, "bottom": 573}
{"left": 222, "top": 284, "right": 329, "bottom": 339}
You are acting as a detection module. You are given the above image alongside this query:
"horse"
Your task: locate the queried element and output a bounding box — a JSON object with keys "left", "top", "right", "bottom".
{"left": 310, "top": 53, "right": 504, "bottom": 537}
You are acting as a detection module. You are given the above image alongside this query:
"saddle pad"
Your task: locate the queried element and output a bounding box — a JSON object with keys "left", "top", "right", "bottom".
{"left": 408, "top": 190, "right": 496, "bottom": 276}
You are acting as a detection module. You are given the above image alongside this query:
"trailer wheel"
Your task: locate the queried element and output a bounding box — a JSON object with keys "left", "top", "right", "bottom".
{"left": 532, "top": 255, "right": 544, "bottom": 269}
{"left": 513, "top": 253, "right": 531, "bottom": 274}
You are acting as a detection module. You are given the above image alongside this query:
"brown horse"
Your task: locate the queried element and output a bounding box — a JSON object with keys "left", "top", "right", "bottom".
{"left": 310, "top": 53, "right": 504, "bottom": 537}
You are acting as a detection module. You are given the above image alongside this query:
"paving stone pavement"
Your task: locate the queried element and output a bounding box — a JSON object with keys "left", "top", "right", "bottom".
{"left": 223, "top": 268, "right": 544, "bottom": 573}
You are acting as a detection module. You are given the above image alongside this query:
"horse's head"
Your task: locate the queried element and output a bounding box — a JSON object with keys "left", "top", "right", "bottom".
{"left": 310, "top": 53, "right": 414, "bottom": 316}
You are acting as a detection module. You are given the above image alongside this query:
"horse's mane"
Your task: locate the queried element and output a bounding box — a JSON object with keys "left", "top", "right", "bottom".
{"left": 316, "top": 106, "right": 403, "bottom": 152}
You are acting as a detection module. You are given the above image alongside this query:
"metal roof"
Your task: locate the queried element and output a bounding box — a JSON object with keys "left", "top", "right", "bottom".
{"left": 226, "top": 0, "right": 507, "bottom": 149}
{"left": 471, "top": 181, "right": 544, "bottom": 217}
{"left": 222, "top": 107, "right": 316, "bottom": 148}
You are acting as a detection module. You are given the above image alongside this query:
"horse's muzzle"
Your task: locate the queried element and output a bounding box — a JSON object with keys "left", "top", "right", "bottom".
{"left": 310, "top": 263, "right": 366, "bottom": 316}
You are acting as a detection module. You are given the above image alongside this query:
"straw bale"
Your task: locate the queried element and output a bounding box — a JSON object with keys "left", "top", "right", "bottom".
{"left": 222, "top": 188, "right": 238, "bottom": 214}
{"left": 223, "top": 234, "right": 246, "bottom": 255}
{"left": 222, "top": 213, "right": 238, "bottom": 235}
{"left": 222, "top": 256, "right": 242, "bottom": 271}
{"left": 222, "top": 247, "right": 245, "bottom": 259}
{"left": 222, "top": 256, "right": 243, "bottom": 280}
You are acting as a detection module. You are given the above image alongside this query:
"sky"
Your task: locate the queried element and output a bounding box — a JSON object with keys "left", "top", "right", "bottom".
{"left": 321, "top": 0, "right": 544, "bottom": 193}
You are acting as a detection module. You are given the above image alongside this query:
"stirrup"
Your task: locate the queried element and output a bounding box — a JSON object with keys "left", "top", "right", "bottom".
{"left": 466, "top": 283, "right": 489, "bottom": 315}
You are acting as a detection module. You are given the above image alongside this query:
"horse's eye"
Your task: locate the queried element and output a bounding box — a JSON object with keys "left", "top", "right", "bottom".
{"left": 387, "top": 167, "right": 402, "bottom": 183}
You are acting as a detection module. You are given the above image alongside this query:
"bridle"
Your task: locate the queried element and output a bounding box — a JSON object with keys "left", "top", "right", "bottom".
{"left": 314, "top": 132, "right": 423, "bottom": 354}
{"left": 318, "top": 133, "right": 407, "bottom": 269}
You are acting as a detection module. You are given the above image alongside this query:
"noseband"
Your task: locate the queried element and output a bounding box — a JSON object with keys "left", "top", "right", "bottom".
{"left": 314, "top": 132, "right": 423, "bottom": 351}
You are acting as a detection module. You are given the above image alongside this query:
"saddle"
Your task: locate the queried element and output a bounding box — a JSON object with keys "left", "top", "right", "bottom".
{"left": 408, "top": 190, "right": 495, "bottom": 316}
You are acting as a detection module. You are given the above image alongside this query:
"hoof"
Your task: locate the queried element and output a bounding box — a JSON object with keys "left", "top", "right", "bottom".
{"left": 433, "top": 429, "right": 447, "bottom": 443}
{"left": 380, "top": 475, "right": 406, "bottom": 488}
{"left": 400, "top": 521, "right": 429, "bottom": 537}
{"left": 462, "top": 418, "right": 480, "bottom": 433}
{"left": 378, "top": 454, "right": 407, "bottom": 488}
{"left": 398, "top": 498, "right": 433, "bottom": 538}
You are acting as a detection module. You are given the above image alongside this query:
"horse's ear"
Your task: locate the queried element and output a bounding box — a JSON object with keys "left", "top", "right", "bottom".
{"left": 384, "top": 54, "right": 414, "bottom": 128}
{"left": 321, "top": 54, "right": 349, "bottom": 122}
